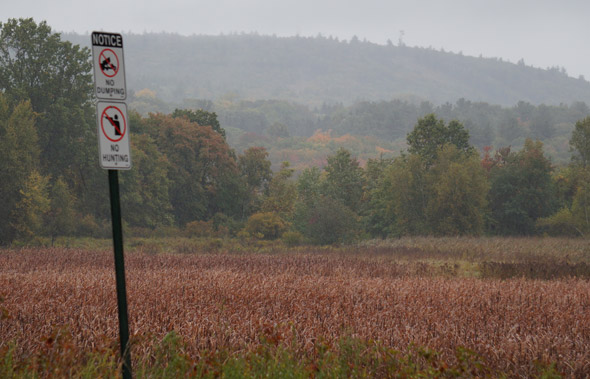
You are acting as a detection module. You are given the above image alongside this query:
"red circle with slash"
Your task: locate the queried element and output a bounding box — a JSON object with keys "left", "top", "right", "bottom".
{"left": 101, "top": 105, "right": 126, "bottom": 142}
{"left": 99, "top": 48, "right": 120, "bottom": 78}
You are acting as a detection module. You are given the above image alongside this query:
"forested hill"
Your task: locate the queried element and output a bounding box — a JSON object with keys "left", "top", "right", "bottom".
{"left": 64, "top": 32, "right": 590, "bottom": 106}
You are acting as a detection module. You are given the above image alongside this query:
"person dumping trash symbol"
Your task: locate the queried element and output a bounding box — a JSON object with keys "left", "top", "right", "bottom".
{"left": 101, "top": 57, "right": 117, "bottom": 73}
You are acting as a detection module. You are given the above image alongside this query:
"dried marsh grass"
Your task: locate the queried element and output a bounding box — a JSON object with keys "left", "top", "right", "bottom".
{"left": 1, "top": 246, "right": 589, "bottom": 376}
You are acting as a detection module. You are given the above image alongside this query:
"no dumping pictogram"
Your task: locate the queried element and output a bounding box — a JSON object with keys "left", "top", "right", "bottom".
{"left": 99, "top": 48, "right": 120, "bottom": 78}
{"left": 101, "top": 105, "right": 127, "bottom": 142}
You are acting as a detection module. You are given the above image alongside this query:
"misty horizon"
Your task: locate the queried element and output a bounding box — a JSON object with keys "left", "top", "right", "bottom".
{"left": 3, "top": 0, "right": 589, "bottom": 80}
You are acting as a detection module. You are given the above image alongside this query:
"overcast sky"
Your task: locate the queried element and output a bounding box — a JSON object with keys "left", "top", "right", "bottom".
{"left": 3, "top": 0, "right": 590, "bottom": 79}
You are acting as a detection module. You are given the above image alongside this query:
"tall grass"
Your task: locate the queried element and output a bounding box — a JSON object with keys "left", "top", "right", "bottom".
{"left": 1, "top": 243, "right": 589, "bottom": 376}
{"left": 2, "top": 330, "right": 563, "bottom": 378}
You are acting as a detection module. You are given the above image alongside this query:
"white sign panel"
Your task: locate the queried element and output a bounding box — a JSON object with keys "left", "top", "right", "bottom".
{"left": 92, "top": 32, "right": 127, "bottom": 100}
{"left": 97, "top": 101, "right": 132, "bottom": 169}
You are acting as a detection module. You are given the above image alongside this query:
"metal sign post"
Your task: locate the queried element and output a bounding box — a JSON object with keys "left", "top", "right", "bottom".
{"left": 108, "top": 169, "right": 132, "bottom": 379}
{"left": 92, "top": 31, "right": 132, "bottom": 379}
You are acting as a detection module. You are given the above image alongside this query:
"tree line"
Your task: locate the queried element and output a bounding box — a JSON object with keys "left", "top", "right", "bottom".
{"left": 2, "top": 18, "right": 590, "bottom": 245}
{"left": 128, "top": 92, "right": 590, "bottom": 166}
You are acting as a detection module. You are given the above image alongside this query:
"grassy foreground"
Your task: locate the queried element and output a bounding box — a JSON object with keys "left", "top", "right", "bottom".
{"left": 1, "top": 237, "right": 589, "bottom": 377}
{"left": 1, "top": 330, "right": 562, "bottom": 378}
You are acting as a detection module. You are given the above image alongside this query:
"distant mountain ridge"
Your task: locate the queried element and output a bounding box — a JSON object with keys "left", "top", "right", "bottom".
{"left": 64, "top": 32, "right": 590, "bottom": 106}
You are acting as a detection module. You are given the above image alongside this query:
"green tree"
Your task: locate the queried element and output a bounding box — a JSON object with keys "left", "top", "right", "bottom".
{"left": 239, "top": 147, "right": 272, "bottom": 193}
{"left": 406, "top": 114, "right": 472, "bottom": 166}
{"left": 293, "top": 155, "right": 361, "bottom": 244}
{"left": 537, "top": 118, "right": 590, "bottom": 236}
{"left": 167, "top": 123, "right": 246, "bottom": 222}
{"left": 119, "top": 134, "right": 172, "bottom": 228}
{"left": 208, "top": 171, "right": 249, "bottom": 222}
{"left": 538, "top": 170, "right": 590, "bottom": 237}
{"left": 46, "top": 176, "right": 76, "bottom": 244}
{"left": 488, "top": 139, "right": 556, "bottom": 235}
{"left": 238, "top": 146, "right": 273, "bottom": 217}
{"left": 425, "top": 145, "right": 488, "bottom": 235}
{"left": 530, "top": 104, "right": 555, "bottom": 139}
{"left": 381, "top": 154, "right": 430, "bottom": 236}
{"left": 243, "top": 212, "right": 287, "bottom": 240}
{"left": 297, "top": 167, "right": 323, "bottom": 204}
{"left": 0, "top": 18, "right": 95, "bottom": 186}
{"left": 261, "top": 162, "right": 297, "bottom": 218}
{"left": 293, "top": 195, "right": 360, "bottom": 245}
{"left": 370, "top": 145, "right": 487, "bottom": 237}
{"left": 323, "top": 148, "right": 365, "bottom": 213}
{"left": 537, "top": 167, "right": 590, "bottom": 237}
{"left": 570, "top": 171, "right": 590, "bottom": 235}
{"left": 172, "top": 108, "right": 226, "bottom": 139}
{"left": 362, "top": 156, "right": 395, "bottom": 237}
{"left": 570, "top": 116, "right": 590, "bottom": 167}
{"left": 537, "top": 116, "right": 590, "bottom": 237}
{"left": 11, "top": 170, "right": 50, "bottom": 241}
{"left": 0, "top": 95, "right": 40, "bottom": 244}
{"left": 562, "top": 120, "right": 590, "bottom": 235}
{"left": 149, "top": 113, "right": 238, "bottom": 226}
{"left": 266, "top": 122, "right": 289, "bottom": 138}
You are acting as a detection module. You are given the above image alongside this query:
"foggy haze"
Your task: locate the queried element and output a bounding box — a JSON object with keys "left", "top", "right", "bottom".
{"left": 3, "top": 0, "right": 590, "bottom": 80}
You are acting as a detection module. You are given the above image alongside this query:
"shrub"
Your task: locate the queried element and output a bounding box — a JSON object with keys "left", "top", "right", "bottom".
{"left": 282, "top": 231, "right": 303, "bottom": 247}
{"left": 536, "top": 207, "right": 583, "bottom": 236}
{"left": 294, "top": 196, "right": 360, "bottom": 245}
{"left": 244, "top": 212, "right": 287, "bottom": 240}
{"left": 133, "top": 239, "right": 164, "bottom": 255}
{"left": 150, "top": 225, "right": 183, "bottom": 238}
{"left": 211, "top": 212, "right": 241, "bottom": 236}
{"left": 479, "top": 261, "right": 590, "bottom": 280}
{"left": 74, "top": 214, "right": 110, "bottom": 238}
{"left": 184, "top": 220, "right": 214, "bottom": 238}
{"left": 205, "top": 238, "right": 223, "bottom": 252}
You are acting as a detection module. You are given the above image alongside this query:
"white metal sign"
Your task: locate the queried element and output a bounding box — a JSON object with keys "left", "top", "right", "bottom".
{"left": 92, "top": 32, "right": 127, "bottom": 100}
{"left": 97, "top": 101, "right": 132, "bottom": 169}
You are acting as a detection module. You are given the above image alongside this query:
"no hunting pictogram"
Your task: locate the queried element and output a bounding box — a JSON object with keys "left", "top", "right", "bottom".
{"left": 101, "top": 105, "right": 126, "bottom": 142}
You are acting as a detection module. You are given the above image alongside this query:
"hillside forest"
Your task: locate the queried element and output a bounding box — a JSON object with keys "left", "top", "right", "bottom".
{"left": 3, "top": 18, "right": 590, "bottom": 245}
{"left": 63, "top": 30, "right": 590, "bottom": 107}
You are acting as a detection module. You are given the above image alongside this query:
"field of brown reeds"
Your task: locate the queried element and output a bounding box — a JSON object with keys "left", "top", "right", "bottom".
{"left": 1, "top": 238, "right": 590, "bottom": 377}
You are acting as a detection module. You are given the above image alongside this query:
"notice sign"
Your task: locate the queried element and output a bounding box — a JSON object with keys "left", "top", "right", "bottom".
{"left": 92, "top": 32, "right": 126, "bottom": 100}
{"left": 97, "top": 102, "right": 131, "bottom": 169}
